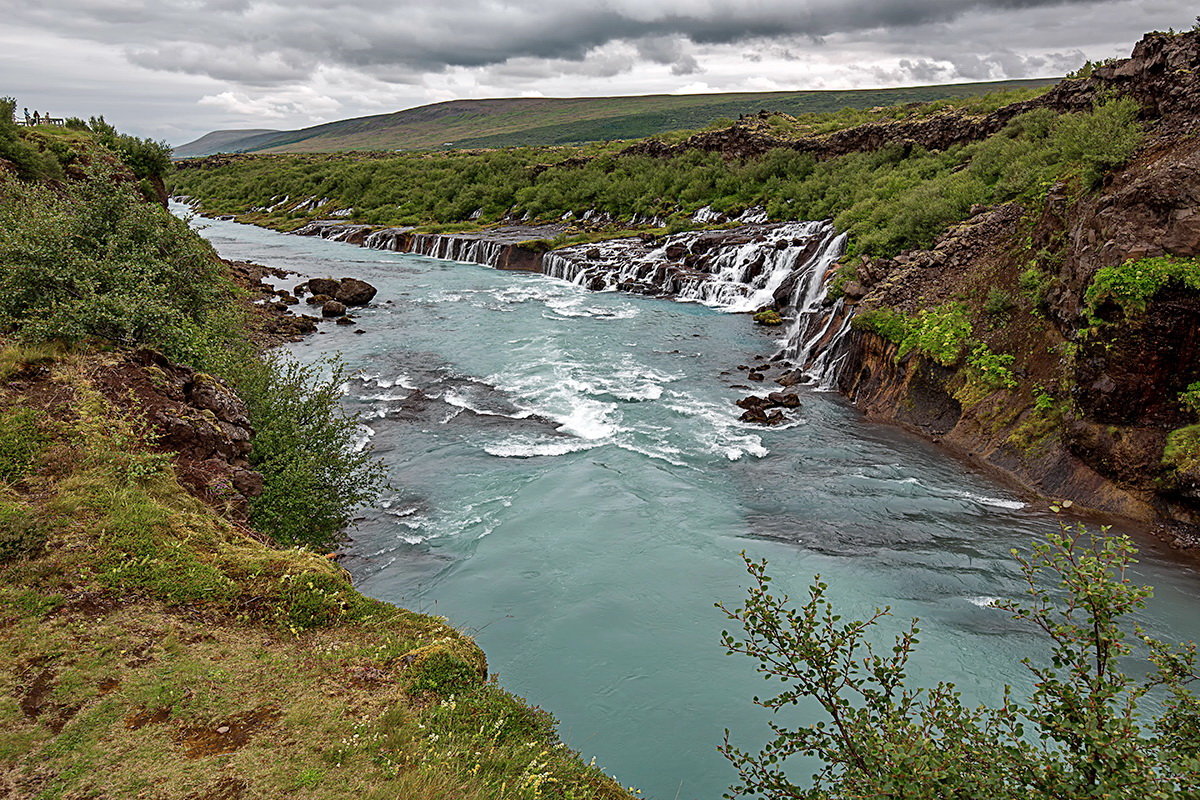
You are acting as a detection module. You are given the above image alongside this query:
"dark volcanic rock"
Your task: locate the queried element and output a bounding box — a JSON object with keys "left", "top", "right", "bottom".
{"left": 92, "top": 350, "right": 263, "bottom": 522}
{"left": 322, "top": 300, "right": 347, "bottom": 318}
{"left": 335, "top": 278, "right": 377, "bottom": 306}
{"left": 305, "top": 278, "right": 341, "bottom": 297}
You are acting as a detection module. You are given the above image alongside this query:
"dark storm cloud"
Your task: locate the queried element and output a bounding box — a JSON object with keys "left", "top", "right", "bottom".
{"left": 9, "top": 0, "right": 1107, "bottom": 84}
{"left": 5, "top": 0, "right": 1197, "bottom": 140}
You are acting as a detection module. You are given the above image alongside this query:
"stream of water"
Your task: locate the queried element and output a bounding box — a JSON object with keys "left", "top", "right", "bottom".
{"left": 184, "top": 209, "right": 1200, "bottom": 800}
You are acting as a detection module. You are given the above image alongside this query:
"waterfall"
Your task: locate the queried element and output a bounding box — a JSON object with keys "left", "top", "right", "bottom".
{"left": 407, "top": 234, "right": 506, "bottom": 267}
{"left": 287, "top": 214, "right": 859, "bottom": 386}
{"left": 543, "top": 220, "right": 856, "bottom": 386}
{"left": 543, "top": 221, "right": 843, "bottom": 313}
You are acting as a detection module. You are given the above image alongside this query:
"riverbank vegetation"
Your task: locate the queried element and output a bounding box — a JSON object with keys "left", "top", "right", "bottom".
{"left": 171, "top": 97, "right": 1141, "bottom": 260}
{"left": 1, "top": 107, "right": 631, "bottom": 799}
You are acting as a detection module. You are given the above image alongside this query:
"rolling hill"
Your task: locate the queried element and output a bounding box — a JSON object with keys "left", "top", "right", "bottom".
{"left": 172, "top": 128, "right": 280, "bottom": 158}
{"left": 173, "top": 78, "right": 1059, "bottom": 156}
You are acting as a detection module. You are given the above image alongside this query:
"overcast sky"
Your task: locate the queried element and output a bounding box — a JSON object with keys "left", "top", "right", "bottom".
{"left": 1, "top": 0, "right": 1195, "bottom": 144}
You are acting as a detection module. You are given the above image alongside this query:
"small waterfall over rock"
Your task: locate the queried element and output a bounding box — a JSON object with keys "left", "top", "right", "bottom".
{"left": 407, "top": 233, "right": 506, "bottom": 266}
{"left": 543, "top": 221, "right": 842, "bottom": 313}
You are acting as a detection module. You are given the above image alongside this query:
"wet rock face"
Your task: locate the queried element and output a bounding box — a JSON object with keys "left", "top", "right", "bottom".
{"left": 1072, "top": 292, "right": 1200, "bottom": 427}
{"left": 92, "top": 350, "right": 263, "bottom": 522}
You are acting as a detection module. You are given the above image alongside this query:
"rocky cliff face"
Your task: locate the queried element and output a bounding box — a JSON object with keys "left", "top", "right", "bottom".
{"left": 823, "top": 34, "right": 1200, "bottom": 544}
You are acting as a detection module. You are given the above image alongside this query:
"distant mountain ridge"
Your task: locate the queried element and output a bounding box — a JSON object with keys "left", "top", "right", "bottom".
{"left": 172, "top": 128, "right": 279, "bottom": 158}
{"left": 173, "top": 79, "right": 1058, "bottom": 157}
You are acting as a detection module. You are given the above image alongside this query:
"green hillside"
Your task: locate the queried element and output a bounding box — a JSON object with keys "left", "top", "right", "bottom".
{"left": 179, "top": 79, "right": 1058, "bottom": 156}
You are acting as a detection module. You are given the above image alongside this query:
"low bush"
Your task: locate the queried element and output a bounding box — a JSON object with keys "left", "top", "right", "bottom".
{"left": 0, "top": 164, "right": 233, "bottom": 361}
{"left": 214, "top": 353, "right": 385, "bottom": 549}
{"left": 720, "top": 528, "right": 1200, "bottom": 799}
{"left": 1180, "top": 381, "right": 1200, "bottom": 417}
{"left": 966, "top": 343, "right": 1018, "bottom": 390}
{"left": 897, "top": 303, "right": 973, "bottom": 366}
{"left": 851, "top": 307, "right": 911, "bottom": 344}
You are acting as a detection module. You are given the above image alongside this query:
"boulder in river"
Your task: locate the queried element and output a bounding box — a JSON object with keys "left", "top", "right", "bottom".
{"left": 767, "top": 392, "right": 801, "bottom": 408}
{"left": 336, "top": 278, "right": 378, "bottom": 306}
{"left": 305, "top": 277, "right": 341, "bottom": 297}
{"left": 322, "top": 300, "right": 347, "bottom": 318}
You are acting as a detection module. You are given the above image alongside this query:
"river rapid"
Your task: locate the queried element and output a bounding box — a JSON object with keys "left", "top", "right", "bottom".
{"left": 184, "top": 208, "right": 1200, "bottom": 800}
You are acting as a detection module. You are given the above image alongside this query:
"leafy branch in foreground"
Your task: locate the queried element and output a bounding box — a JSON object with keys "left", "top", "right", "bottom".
{"left": 718, "top": 527, "right": 1200, "bottom": 799}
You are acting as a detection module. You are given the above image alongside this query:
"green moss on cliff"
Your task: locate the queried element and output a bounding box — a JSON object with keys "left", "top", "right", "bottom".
{"left": 1164, "top": 425, "right": 1200, "bottom": 476}
{"left": 1085, "top": 255, "right": 1200, "bottom": 321}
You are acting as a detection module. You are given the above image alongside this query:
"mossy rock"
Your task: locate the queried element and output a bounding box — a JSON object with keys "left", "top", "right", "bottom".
{"left": 397, "top": 638, "right": 488, "bottom": 697}
{"left": 753, "top": 310, "right": 784, "bottom": 326}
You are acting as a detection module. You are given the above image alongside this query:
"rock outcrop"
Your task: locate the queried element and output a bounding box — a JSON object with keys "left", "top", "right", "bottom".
{"left": 91, "top": 350, "right": 264, "bottom": 523}
{"left": 823, "top": 56, "right": 1200, "bottom": 543}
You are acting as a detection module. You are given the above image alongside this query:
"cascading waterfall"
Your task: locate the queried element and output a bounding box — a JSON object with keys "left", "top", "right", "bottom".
{"left": 291, "top": 213, "right": 860, "bottom": 387}
{"left": 544, "top": 221, "right": 843, "bottom": 312}
{"left": 544, "top": 220, "right": 857, "bottom": 385}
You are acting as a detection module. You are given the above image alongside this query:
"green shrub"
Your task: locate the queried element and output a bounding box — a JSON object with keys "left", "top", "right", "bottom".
{"left": 1033, "top": 385, "right": 1056, "bottom": 411}
{"left": 217, "top": 353, "right": 384, "bottom": 549}
{"left": 966, "top": 343, "right": 1018, "bottom": 390}
{"left": 1180, "top": 382, "right": 1200, "bottom": 417}
{"left": 897, "top": 303, "right": 973, "bottom": 366}
{"left": 720, "top": 528, "right": 1200, "bottom": 799}
{"left": 0, "top": 407, "right": 43, "bottom": 483}
{"left": 852, "top": 308, "right": 911, "bottom": 344}
{"left": 0, "top": 164, "right": 234, "bottom": 361}
{"left": 87, "top": 115, "right": 172, "bottom": 180}
{"left": 1085, "top": 255, "right": 1200, "bottom": 321}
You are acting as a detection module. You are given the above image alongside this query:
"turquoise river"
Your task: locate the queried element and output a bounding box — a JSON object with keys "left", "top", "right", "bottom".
{"left": 184, "top": 208, "right": 1200, "bottom": 800}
